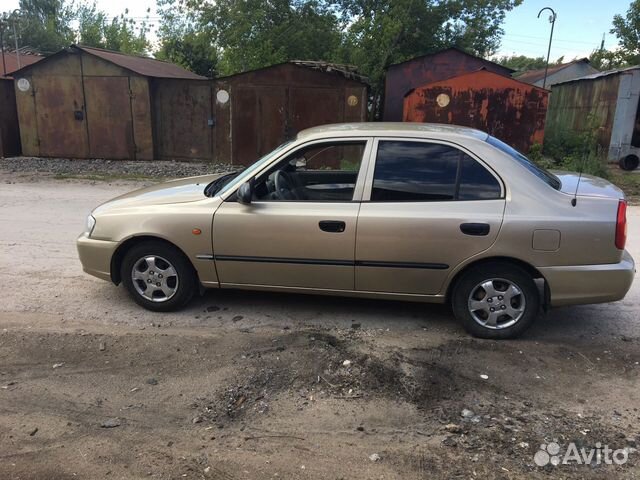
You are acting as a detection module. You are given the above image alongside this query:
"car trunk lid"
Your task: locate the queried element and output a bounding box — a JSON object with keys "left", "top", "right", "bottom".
{"left": 553, "top": 171, "right": 625, "bottom": 200}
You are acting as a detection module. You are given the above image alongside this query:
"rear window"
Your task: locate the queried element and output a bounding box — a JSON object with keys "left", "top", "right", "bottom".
{"left": 486, "top": 136, "right": 560, "bottom": 190}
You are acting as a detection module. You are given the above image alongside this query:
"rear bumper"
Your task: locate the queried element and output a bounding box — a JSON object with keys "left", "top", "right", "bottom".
{"left": 540, "top": 250, "right": 636, "bottom": 307}
{"left": 76, "top": 233, "right": 118, "bottom": 282}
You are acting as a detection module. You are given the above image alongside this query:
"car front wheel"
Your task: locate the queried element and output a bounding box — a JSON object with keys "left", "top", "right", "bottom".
{"left": 121, "top": 241, "right": 196, "bottom": 312}
{"left": 451, "top": 263, "right": 540, "bottom": 339}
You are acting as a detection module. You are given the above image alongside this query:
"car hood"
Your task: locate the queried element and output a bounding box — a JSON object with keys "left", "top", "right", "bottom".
{"left": 552, "top": 171, "right": 625, "bottom": 200}
{"left": 93, "top": 174, "right": 219, "bottom": 214}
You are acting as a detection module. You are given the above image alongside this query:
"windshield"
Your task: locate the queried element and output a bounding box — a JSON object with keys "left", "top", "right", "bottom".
{"left": 486, "top": 136, "right": 561, "bottom": 190}
{"left": 212, "top": 140, "right": 294, "bottom": 197}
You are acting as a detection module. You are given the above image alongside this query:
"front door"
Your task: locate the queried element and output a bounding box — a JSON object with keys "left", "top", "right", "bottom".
{"left": 355, "top": 138, "right": 506, "bottom": 295}
{"left": 213, "top": 139, "right": 371, "bottom": 290}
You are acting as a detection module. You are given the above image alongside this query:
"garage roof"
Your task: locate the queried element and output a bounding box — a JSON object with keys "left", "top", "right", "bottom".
{"left": 11, "top": 45, "right": 207, "bottom": 80}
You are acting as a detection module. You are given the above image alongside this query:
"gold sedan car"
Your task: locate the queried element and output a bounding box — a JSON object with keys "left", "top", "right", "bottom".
{"left": 78, "top": 123, "right": 635, "bottom": 339}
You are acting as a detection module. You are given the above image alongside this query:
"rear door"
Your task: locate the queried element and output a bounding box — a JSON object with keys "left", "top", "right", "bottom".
{"left": 355, "top": 138, "right": 506, "bottom": 295}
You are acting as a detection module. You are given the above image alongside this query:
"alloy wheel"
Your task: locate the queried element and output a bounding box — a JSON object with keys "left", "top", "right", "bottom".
{"left": 131, "top": 255, "right": 179, "bottom": 302}
{"left": 467, "top": 278, "right": 526, "bottom": 330}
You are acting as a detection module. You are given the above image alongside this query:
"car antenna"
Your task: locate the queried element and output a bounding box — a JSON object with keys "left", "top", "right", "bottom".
{"left": 571, "top": 170, "right": 582, "bottom": 207}
{"left": 571, "top": 138, "right": 589, "bottom": 207}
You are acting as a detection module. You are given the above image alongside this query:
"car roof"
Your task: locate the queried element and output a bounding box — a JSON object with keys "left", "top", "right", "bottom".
{"left": 297, "top": 122, "right": 489, "bottom": 142}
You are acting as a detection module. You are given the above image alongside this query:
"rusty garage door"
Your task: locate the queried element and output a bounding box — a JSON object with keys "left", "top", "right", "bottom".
{"left": 153, "top": 80, "right": 214, "bottom": 161}
{"left": 84, "top": 77, "right": 135, "bottom": 159}
{"left": 231, "top": 86, "right": 344, "bottom": 166}
{"left": 231, "top": 86, "right": 287, "bottom": 166}
{"left": 34, "top": 76, "right": 89, "bottom": 158}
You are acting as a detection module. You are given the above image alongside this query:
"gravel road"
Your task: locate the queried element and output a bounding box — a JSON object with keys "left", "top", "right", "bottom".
{"left": 1, "top": 170, "right": 639, "bottom": 479}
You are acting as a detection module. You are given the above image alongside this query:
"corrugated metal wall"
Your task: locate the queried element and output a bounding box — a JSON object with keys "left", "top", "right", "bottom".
{"left": 404, "top": 70, "right": 548, "bottom": 153}
{"left": 0, "top": 79, "right": 21, "bottom": 157}
{"left": 545, "top": 74, "right": 622, "bottom": 152}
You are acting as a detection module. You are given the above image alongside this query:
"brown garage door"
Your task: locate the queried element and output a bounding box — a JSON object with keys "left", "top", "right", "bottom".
{"left": 84, "top": 77, "right": 135, "bottom": 159}
{"left": 33, "top": 76, "right": 89, "bottom": 158}
{"left": 232, "top": 86, "right": 287, "bottom": 166}
{"left": 154, "top": 80, "right": 214, "bottom": 161}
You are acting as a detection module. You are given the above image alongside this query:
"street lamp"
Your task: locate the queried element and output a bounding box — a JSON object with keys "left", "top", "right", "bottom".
{"left": 11, "top": 9, "right": 21, "bottom": 69}
{"left": 537, "top": 7, "right": 557, "bottom": 90}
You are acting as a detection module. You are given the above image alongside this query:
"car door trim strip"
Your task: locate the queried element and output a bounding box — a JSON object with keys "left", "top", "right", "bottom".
{"left": 213, "top": 255, "right": 448, "bottom": 270}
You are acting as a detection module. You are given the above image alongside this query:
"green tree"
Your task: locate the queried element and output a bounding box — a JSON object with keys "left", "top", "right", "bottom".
{"left": 1, "top": 0, "right": 74, "bottom": 54}
{"left": 588, "top": 48, "right": 626, "bottom": 71}
{"left": 200, "top": 0, "right": 342, "bottom": 74}
{"left": 1, "top": 0, "right": 150, "bottom": 56}
{"left": 611, "top": 0, "right": 640, "bottom": 65}
{"left": 333, "top": 0, "right": 523, "bottom": 115}
{"left": 77, "top": 4, "right": 150, "bottom": 55}
{"left": 156, "top": 0, "right": 218, "bottom": 76}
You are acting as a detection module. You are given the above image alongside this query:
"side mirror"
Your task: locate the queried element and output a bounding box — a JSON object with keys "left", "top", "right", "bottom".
{"left": 237, "top": 179, "right": 254, "bottom": 204}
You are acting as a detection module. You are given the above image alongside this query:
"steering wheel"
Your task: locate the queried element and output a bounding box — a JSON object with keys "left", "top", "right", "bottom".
{"left": 274, "top": 170, "right": 298, "bottom": 200}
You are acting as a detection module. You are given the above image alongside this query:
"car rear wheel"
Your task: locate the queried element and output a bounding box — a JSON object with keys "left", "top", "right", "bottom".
{"left": 451, "top": 263, "right": 539, "bottom": 339}
{"left": 121, "top": 241, "right": 196, "bottom": 312}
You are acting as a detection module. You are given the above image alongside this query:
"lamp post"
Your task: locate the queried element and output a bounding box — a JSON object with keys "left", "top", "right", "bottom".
{"left": 537, "top": 7, "right": 557, "bottom": 90}
{"left": 0, "top": 18, "right": 7, "bottom": 76}
{"left": 11, "top": 9, "right": 21, "bottom": 69}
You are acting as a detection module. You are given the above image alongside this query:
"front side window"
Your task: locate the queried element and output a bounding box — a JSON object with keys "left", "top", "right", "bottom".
{"left": 251, "top": 141, "right": 366, "bottom": 202}
{"left": 371, "top": 141, "right": 502, "bottom": 202}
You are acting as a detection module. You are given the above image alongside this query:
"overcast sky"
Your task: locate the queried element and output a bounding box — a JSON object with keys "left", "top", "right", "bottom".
{"left": 0, "top": 0, "right": 632, "bottom": 59}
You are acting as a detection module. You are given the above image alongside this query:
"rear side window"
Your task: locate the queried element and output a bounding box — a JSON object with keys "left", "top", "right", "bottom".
{"left": 486, "top": 135, "right": 560, "bottom": 190}
{"left": 371, "top": 141, "right": 502, "bottom": 202}
{"left": 458, "top": 155, "right": 503, "bottom": 200}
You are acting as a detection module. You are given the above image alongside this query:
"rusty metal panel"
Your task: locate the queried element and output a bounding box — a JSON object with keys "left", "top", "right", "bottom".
{"left": 152, "top": 79, "right": 214, "bottom": 161}
{"left": 289, "top": 87, "right": 342, "bottom": 135}
{"left": 14, "top": 75, "right": 39, "bottom": 156}
{"left": 384, "top": 48, "right": 514, "bottom": 121}
{"left": 76, "top": 46, "right": 206, "bottom": 80}
{"left": 217, "top": 63, "right": 367, "bottom": 166}
{"left": 84, "top": 76, "right": 134, "bottom": 159}
{"left": 80, "top": 53, "right": 130, "bottom": 77}
{"left": 129, "top": 76, "right": 153, "bottom": 160}
{"left": 404, "top": 70, "right": 548, "bottom": 153}
{"left": 0, "top": 79, "right": 21, "bottom": 156}
{"left": 231, "top": 86, "right": 258, "bottom": 166}
{"left": 214, "top": 81, "right": 232, "bottom": 164}
{"left": 33, "top": 75, "right": 89, "bottom": 158}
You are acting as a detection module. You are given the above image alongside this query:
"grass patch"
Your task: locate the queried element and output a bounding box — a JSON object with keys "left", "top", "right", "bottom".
{"left": 607, "top": 167, "right": 640, "bottom": 204}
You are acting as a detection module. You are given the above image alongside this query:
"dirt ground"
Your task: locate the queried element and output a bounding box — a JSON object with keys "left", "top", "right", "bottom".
{"left": 1, "top": 171, "right": 639, "bottom": 480}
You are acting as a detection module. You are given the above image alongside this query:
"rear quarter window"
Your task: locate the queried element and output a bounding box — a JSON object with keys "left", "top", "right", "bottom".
{"left": 486, "top": 136, "right": 560, "bottom": 190}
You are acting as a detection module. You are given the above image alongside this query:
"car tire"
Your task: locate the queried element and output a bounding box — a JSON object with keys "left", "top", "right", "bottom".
{"left": 121, "top": 240, "right": 196, "bottom": 312}
{"left": 451, "top": 263, "right": 540, "bottom": 339}
{"left": 619, "top": 154, "right": 639, "bottom": 171}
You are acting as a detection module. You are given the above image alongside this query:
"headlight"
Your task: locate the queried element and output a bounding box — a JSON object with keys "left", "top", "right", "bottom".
{"left": 86, "top": 214, "right": 96, "bottom": 236}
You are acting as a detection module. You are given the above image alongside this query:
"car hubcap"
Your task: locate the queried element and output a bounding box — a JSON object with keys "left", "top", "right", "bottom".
{"left": 468, "top": 278, "right": 526, "bottom": 329}
{"left": 131, "top": 255, "right": 179, "bottom": 302}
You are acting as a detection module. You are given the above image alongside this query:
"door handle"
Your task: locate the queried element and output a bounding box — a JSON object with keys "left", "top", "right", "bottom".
{"left": 319, "top": 220, "right": 346, "bottom": 233}
{"left": 460, "top": 223, "right": 490, "bottom": 236}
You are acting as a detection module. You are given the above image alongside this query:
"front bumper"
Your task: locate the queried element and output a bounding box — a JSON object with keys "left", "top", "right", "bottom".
{"left": 539, "top": 250, "right": 636, "bottom": 307}
{"left": 77, "top": 233, "right": 118, "bottom": 282}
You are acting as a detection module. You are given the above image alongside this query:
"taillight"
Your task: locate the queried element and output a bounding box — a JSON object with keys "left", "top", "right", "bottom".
{"left": 615, "top": 200, "right": 627, "bottom": 250}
